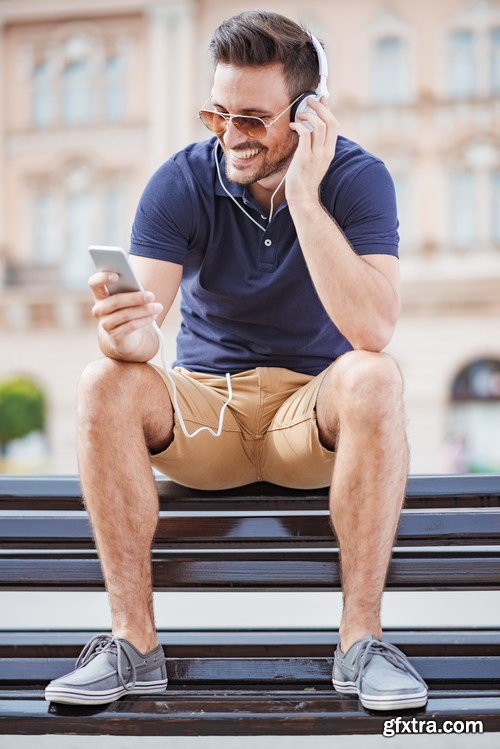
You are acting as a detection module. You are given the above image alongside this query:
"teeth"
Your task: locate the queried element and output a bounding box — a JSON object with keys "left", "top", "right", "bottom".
{"left": 232, "top": 149, "right": 261, "bottom": 159}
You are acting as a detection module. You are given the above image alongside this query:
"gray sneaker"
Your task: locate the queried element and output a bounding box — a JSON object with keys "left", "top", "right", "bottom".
{"left": 44, "top": 633, "right": 168, "bottom": 705}
{"left": 332, "top": 634, "right": 428, "bottom": 711}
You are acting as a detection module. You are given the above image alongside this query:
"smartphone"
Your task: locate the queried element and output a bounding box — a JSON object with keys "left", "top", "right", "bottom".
{"left": 88, "top": 245, "right": 144, "bottom": 295}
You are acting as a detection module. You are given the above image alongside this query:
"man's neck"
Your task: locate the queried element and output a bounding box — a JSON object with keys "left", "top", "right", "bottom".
{"left": 248, "top": 178, "right": 287, "bottom": 216}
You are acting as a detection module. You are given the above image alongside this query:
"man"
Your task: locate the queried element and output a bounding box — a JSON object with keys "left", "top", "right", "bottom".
{"left": 45, "top": 10, "right": 428, "bottom": 711}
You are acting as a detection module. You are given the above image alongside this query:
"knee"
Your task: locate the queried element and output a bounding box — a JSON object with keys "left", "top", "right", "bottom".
{"left": 332, "top": 350, "right": 404, "bottom": 415}
{"left": 77, "top": 357, "right": 146, "bottom": 421}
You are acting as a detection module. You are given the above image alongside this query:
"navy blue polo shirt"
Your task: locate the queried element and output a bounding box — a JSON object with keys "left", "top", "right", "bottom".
{"left": 129, "top": 135, "right": 399, "bottom": 376}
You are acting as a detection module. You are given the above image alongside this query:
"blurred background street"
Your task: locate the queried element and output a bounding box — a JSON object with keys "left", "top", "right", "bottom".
{"left": 0, "top": 0, "right": 499, "bottom": 603}
{"left": 1, "top": 0, "right": 499, "bottom": 476}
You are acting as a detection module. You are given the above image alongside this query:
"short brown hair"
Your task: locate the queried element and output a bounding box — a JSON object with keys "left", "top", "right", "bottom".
{"left": 208, "top": 10, "right": 323, "bottom": 101}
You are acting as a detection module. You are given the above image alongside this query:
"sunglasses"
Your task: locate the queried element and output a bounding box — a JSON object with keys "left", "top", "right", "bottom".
{"left": 198, "top": 93, "right": 304, "bottom": 139}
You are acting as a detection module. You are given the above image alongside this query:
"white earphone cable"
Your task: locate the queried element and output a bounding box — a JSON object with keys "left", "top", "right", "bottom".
{"left": 151, "top": 318, "right": 233, "bottom": 438}
{"left": 214, "top": 140, "right": 288, "bottom": 232}
{"left": 268, "top": 168, "right": 287, "bottom": 223}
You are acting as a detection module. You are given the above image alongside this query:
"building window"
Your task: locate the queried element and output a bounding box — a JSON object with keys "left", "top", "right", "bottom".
{"left": 491, "top": 27, "right": 500, "bottom": 95}
{"left": 30, "top": 36, "right": 130, "bottom": 128}
{"left": 372, "top": 36, "right": 410, "bottom": 104}
{"left": 32, "top": 60, "right": 53, "bottom": 128}
{"left": 448, "top": 30, "right": 477, "bottom": 99}
{"left": 61, "top": 190, "right": 96, "bottom": 288}
{"left": 105, "top": 185, "right": 126, "bottom": 245}
{"left": 62, "top": 59, "right": 92, "bottom": 125}
{"left": 33, "top": 192, "right": 59, "bottom": 265}
{"left": 104, "top": 56, "right": 125, "bottom": 122}
{"left": 392, "top": 173, "right": 414, "bottom": 254}
{"left": 444, "top": 358, "right": 500, "bottom": 473}
{"left": 450, "top": 171, "right": 477, "bottom": 248}
{"left": 493, "top": 171, "right": 500, "bottom": 244}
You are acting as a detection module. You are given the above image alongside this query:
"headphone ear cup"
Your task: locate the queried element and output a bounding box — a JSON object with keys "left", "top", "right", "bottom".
{"left": 291, "top": 92, "right": 320, "bottom": 132}
{"left": 290, "top": 92, "right": 315, "bottom": 123}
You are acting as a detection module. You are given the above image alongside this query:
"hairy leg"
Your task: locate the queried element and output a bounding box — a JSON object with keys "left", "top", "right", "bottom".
{"left": 315, "top": 350, "right": 410, "bottom": 653}
{"left": 77, "top": 358, "right": 174, "bottom": 653}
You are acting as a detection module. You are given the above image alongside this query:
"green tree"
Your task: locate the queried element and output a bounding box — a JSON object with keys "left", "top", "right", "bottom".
{"left": 0, "top": 377, "right": 46, "bottom": 460}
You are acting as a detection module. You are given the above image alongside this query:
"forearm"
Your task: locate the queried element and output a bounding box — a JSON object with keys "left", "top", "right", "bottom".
{"left": 289, "top": 200, "right": 399, "bottom": 350}
{"left": 97, "top": 324, "right": 160, "bottom": 363}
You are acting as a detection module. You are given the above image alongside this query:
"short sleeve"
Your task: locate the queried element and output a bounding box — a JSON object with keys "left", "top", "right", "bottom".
{"left": 129, "top": 157, "right": 194, "bottom": 266}
{"left": 338, "top": 159, "right": 400, "bottom": 258}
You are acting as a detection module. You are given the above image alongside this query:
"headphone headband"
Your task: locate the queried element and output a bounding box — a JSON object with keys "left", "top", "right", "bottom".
{"left": 209, "top": 32, "right": 328, "bottom": 100}
{"left": 308, "top": 32, "right": 329, "bottom": 99}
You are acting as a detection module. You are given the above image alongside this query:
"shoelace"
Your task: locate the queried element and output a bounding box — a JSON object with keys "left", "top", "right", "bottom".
{"left": 75, "top": 633, "right": 138, "bottom": 691}
{"left": 352, "top": 638, "right": 429, "bottom": 693}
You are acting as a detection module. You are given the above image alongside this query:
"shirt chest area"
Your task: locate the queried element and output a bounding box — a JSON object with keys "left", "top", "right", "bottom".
{"left": 206, "top": 193, "right": 295, "bottom": 275}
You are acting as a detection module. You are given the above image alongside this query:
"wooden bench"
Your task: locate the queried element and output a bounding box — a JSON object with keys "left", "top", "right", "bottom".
{"left": 0, "top": 473, "right": 499, "bottom": 736}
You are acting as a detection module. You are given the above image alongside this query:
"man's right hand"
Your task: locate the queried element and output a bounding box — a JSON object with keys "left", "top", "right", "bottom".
{"left": 88, "top": 272, "right": 164, "bottom": 357}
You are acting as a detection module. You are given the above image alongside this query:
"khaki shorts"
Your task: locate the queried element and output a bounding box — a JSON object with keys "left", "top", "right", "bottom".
{"left": 146, "top": 364, "right": 336, "bottom": 490}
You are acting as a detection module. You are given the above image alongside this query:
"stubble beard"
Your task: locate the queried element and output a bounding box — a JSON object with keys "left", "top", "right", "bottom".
{"left": 219, "top": 130, "right": 298, "bottom": 186}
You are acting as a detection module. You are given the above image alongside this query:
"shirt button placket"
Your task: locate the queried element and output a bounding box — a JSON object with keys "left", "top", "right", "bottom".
{"left": 257, "top": 232, "right": 276, "bottom": 271}
{"left": 264, "top": 236, "right": 275, "bottom": 265}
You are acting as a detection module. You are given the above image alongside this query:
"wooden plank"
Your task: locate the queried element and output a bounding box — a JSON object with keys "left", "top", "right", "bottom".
{"left": 4, "top": 494, "right": 500, "bottom": 511}
{"left": 3, "top": 494, "right": 500, "bottom": 511}
{"left": 1, "top": 549, "right": 499, "bottom": 590}
{"left": 0, "top": 692, "right": 499, "bottom": 735}
{"left": 1, "top": 629, "right": 499, "bottom": 657}
{"left": 1, "top": 655, "right": 499, "bottom": 685}
{"left": 0, "top": 473, "right": 498, "bottom": 497}
{"left": 1, "top": 508, "right": 499, "bottom": 547}
{"left": 4, "top": 686, "right": 500, "bottom": 698}
{"left": 1, "top": 475, "right": 499, "bottom": 512}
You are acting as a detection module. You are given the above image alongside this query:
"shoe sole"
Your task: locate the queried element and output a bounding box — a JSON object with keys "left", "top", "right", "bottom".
{"left": 332, "top": 678, "right": 428, "bottom": 711}
{"left": 45, "top": 678, "right": 168, "bottom": 705}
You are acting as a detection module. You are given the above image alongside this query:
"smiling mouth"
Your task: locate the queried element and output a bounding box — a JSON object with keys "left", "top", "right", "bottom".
{"left": 229, "top": 149, "right": 263, "bottom": 164}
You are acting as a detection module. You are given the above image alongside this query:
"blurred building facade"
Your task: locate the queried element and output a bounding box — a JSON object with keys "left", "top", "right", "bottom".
{"left": 0, "top": 0, "right": 499, "bottom": 474}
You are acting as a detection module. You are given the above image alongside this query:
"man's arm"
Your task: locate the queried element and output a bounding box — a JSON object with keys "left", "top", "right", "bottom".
{"left": 287, "top": 96, "right": 400, "bottom": 351}
{"left": 288, "top": 201, "right": 400, "bottom": 351}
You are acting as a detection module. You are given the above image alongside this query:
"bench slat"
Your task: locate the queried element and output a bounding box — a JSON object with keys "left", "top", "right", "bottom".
{"left": 1, "top": 655, "right": 499, "bottom": 685}
{"left": 1, "top": 474, "right": 499, "bottom": 511}
{"left": 0, "top": 692, "right": 499, "bottom": 735}
{"left": 1, "top": 629, "right": 499, "bottom": 657}
{"left": 1, "top": 508, "right": 499, "bottom": 547}
{"left": 1, "top": 549, "right": 499, "bottom": 590}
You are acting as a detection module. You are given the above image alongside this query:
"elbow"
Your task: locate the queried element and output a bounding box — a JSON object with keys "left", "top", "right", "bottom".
{"left": 351, "top": 339, "right": 387, "bottom": 353}
{"left": 351, "top": 321, "right": 397, "bottom": 353}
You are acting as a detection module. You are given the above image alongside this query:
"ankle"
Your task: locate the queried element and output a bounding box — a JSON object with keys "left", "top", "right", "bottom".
{"left": 339, "top": 624, "right": 382, "bottom": 653}
{"left": 112, "top": 629, "right": 159, "bottom": 654}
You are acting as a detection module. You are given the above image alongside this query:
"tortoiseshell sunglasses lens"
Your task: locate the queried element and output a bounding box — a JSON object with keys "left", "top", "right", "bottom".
{"left": 198, "top": 110, "right": 267, "bottom": 138}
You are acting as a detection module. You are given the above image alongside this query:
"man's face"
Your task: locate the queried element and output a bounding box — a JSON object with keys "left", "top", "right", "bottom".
{"left": 212, "top": 62, "right": 298, "bottom": 186}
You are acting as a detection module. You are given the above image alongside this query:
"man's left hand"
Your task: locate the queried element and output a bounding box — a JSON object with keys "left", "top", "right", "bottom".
{"left": 286, "top": 96, "right": 339, "bottom": 208}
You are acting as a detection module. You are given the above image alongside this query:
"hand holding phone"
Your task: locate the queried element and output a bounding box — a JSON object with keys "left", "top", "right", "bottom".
{"left": 87, "top": 245, "right": 233, "bottom": 439}
{"left": 87, "top": 245, "right": 163, "bottom": 358}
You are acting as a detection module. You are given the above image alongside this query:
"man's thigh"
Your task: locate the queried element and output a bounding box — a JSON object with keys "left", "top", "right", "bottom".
{"left": 145, "top": 363, "right": 257, "bottom": 490}
{"left": 260, "top": 365, "right": 337, "bottom": 490}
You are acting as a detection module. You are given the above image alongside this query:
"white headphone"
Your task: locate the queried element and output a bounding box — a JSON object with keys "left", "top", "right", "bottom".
{"left": 290, "top": 33, "right": 330, "bottom": 131}
{"left": 214, "top": 31, "right": 329, "bottom": 230}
